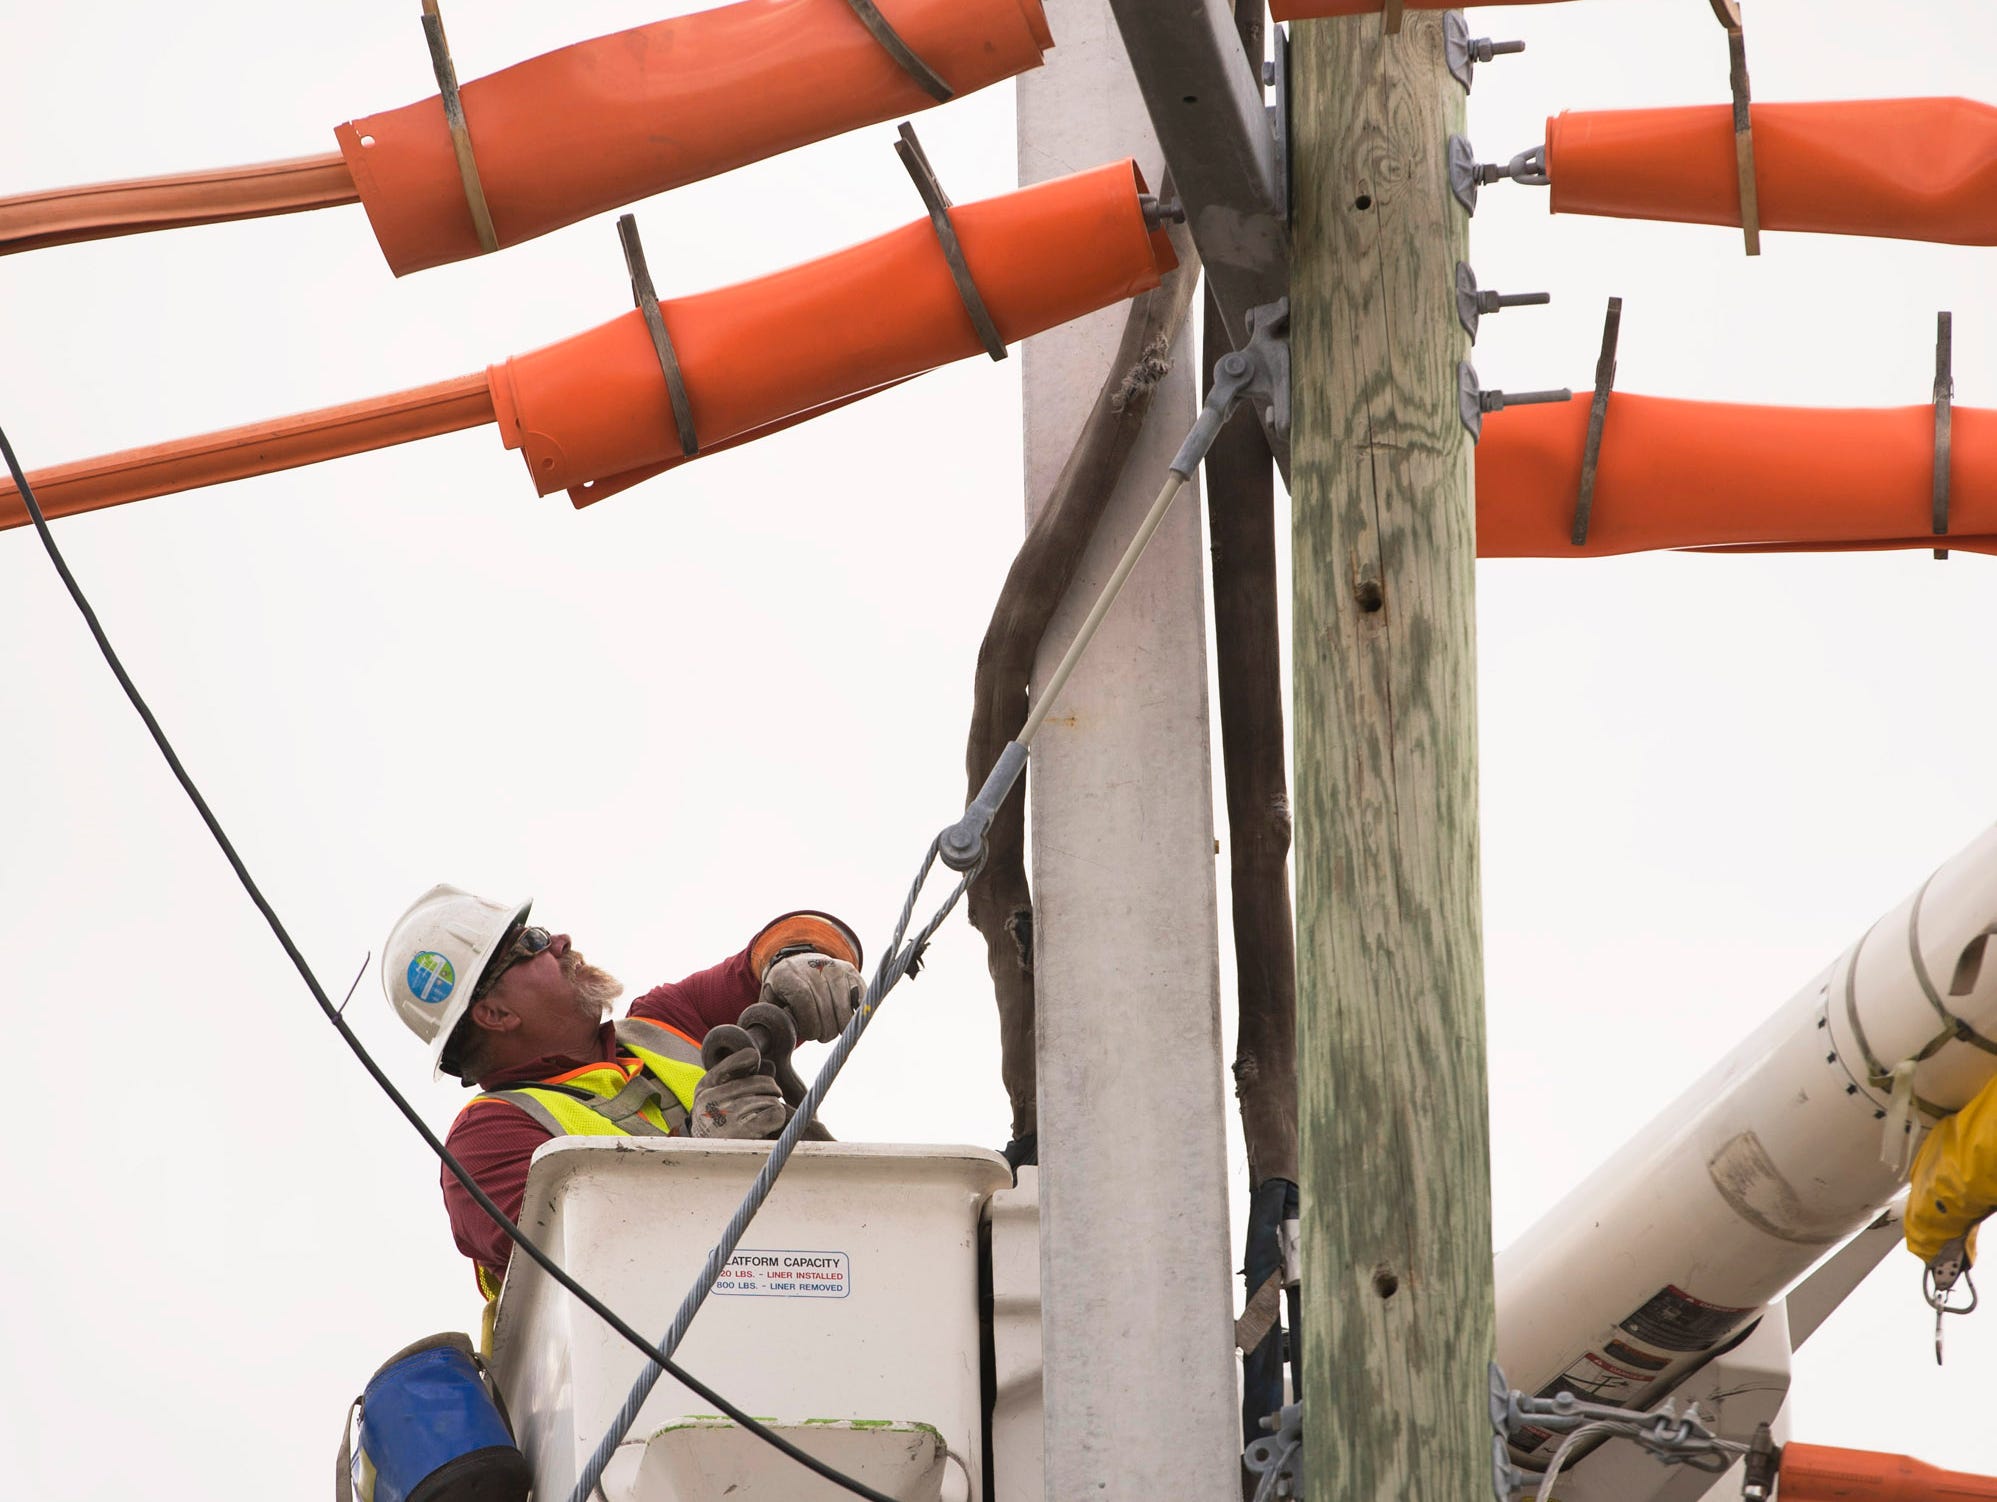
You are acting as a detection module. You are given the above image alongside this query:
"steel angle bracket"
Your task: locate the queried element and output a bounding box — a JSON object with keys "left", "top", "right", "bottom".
{"left": 1104, "top": 0, "right": 1290, "bottom": 475}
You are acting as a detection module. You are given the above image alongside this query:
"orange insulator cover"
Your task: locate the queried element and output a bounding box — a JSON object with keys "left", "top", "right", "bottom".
{"left": 1547, "top": 98, "right": 1997, "bottom": 246}
{"left": 1476, "top": 394, "right": 1997, "bottom": 557}
{"left": 486, "top": 159, "right": 1175, "bottom": 502}
{"left": 0, "top": 375, "right": 496, "bottom": 533}
{"left": 336, "top": 0, "right": 1054, "bottom": 277}
{"left": 1269, "top": 0, "right": 1563, "bottom": 18}
{"left": 1778, "top": 1442, "right": 1997, "bottom": 1500}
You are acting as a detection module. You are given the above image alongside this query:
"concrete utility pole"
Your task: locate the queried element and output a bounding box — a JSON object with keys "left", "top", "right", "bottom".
{"left": 1290, "top": 12, "right": 1495, "bottom": 1498}
{"left": 1018, "top": 3, "right": 1239, "bottom": 1497}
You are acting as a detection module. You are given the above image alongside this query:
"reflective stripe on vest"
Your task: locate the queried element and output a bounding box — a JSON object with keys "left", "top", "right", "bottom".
{"left": 470, "top": 1017, "right": 706, "bottom": 1141}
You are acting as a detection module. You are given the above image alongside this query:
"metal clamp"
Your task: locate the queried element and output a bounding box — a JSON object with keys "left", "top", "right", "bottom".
{"left": 1244, "top": 1402, "right": 1304, "bottom": 1500}
{"left": 1742, "top": 1422, "right": 1781, "bottom": 1502}
{"left": 420, "top": 0, "right": 499, "bottom": 255}
{"left": 617, "top": 214, "right": 699, "bottom": 458}
{"left": 1571, "top": 296, "right": 1624, "bottom": 546}
{"left": 841, "top": 0, "right": 954, "bottom": 103}
{"left": 1490, "top": 1362, "right": 1741, "bottom": 1475}
{"left": 1172, "top": 299, "right": 1290, "bottom": 478}
{"left": 1934, "top": 310, "right": 1955, "bottom": 559}
{"left": 1458, "top": 363, "right": 1571, "bottom": 445}
{"left": 894, "top": 122, "right": 1007, "bottom": 362}
{"left": 1449, "top": 137, "right": 1548, "bottom": 215}
{"left": 1445, "top": 12, "right": 1525, "bottom": 92}
{"left": 1711, "top": 0, "right": 1762, "bottom": 255}
{"left": 1455, "top": 262, "right": 1550, "bottom": 343}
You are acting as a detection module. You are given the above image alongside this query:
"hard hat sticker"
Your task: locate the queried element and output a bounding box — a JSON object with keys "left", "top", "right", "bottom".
{"left": 407, "top": 951, "right": 457, "bottom": 1004}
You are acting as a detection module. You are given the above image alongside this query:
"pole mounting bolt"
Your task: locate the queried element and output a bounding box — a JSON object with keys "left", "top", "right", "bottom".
{"left": 1458, "top": 362, "right": 1570, "bottom": 443}
{"left": 1445, "top": 12, "right": 1525, "bottom": 91}
{"left": 1455, "top": 262, "right": 1550, "bottom": 342}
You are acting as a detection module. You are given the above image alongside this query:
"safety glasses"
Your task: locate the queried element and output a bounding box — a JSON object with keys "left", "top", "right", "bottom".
{"left": 474, "top": 924, "right": 552, "bottom": 1000}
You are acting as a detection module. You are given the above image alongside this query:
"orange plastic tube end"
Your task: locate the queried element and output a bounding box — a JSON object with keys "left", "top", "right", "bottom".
{"left": 1547, "top": 98, "right": 1997, "bottom": 246}
{"left": 1779, "top": 1442, "right": 1997, "bottom": 1501}
{"left": 487, "top": 158, "right": 1176, "bottom": 501}
{"left": 339, "top": 0, "right": 1054, "bottom": 276}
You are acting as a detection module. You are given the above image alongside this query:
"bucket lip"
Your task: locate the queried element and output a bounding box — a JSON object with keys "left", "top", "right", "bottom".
{"left": 514, "top": 1139, "right": 1016, "bottom": 1237}
{"left": 530, "top": 1135, "right": 1013, "bottom": 1176}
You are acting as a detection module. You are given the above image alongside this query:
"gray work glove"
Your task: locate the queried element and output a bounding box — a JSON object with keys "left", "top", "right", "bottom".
{"left": 760, "top": 952, "right": 864, "bottom": 1043}
{"left": 692, "top": 1039, "right": 789, "bottom": 1139}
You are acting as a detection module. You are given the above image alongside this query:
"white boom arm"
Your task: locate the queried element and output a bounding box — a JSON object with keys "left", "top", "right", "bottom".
{"left": 1495, "top": 821, "right": 1997, "bottom": 1493}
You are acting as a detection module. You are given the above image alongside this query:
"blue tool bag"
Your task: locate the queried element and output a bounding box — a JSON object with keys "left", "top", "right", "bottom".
{"left": 337, "top": 1332, "right": 530, "bottom": 1502}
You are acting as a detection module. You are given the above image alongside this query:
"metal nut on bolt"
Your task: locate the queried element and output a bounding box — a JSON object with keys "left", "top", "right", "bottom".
{"left": 1445, "top": 12, "right": 1525, "bottom": 92}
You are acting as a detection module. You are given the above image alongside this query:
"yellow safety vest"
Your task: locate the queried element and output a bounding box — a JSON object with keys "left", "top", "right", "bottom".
{"left": 466, "top": 1018, "right": 708, "bottom": 1303}
{"left": 470, "top": 1017, "right": 707, "bottom": 1142}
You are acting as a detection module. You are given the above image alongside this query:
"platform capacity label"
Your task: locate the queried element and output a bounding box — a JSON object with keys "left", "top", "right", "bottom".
{"left": 713, "top": 1249, "right": 851, "bottom": 1299}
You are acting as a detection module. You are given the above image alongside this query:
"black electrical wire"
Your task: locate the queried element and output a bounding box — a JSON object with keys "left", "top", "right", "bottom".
{"left": 0, "top": 426, "right": 898, "bottom": 1502}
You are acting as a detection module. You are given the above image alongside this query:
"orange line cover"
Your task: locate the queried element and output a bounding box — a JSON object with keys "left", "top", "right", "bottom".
{"left": 1778, "top": 1442, "right": 1997, "bottom": 1501}
{"left": 1477, "top": 394, "right": 1997, "bottom": 557}
{"left": 1548, "top": 98, "right": 1997, "bottom": 246}
{"left": 0, "top": 161, "right": 1171, "bottom": 529}
{"left": 0, "top": 154, "right": 357, "bottom": 259}
{"left": 488, "top": 158, "right": 1175, "bottom": 502}
{"left": 0, "top": 377, "right": 495, "bottom": 533}
{"left": 339, "top": 0, "right": 1054, "bottom": 276}
{"left": 0, "top": 0, "right": 1049, "bottom": 269}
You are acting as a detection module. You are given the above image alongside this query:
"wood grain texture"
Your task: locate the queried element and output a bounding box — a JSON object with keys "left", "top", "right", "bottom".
{"left": 1290, "top": 12, "right": 1494, "bottom": 1498}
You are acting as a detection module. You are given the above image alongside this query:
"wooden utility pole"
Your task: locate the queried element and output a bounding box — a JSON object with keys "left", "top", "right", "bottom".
{"left": 1291, "top": 11, "right": 1494, "bottom": 1498}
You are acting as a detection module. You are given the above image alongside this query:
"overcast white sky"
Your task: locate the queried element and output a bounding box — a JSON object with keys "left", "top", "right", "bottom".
{"left": 5, "top": 0, "right": 1997, "bottom": 1496}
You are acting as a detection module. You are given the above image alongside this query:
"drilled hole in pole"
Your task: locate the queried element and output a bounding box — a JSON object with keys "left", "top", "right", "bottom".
{"left": 1354, "top": 193, "right": 1374, "bottom": 211}
{"left": 1373, "top": 1266, "right": 1400, "bottom": 1299}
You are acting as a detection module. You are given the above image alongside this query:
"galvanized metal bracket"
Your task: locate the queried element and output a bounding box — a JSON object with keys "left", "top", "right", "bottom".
{"left": 1172, "top": 299, "right": 1290, "bottom": 477}
{"left": 1455, "top": 262, "right": 1550, "bottom": 343}
{"left": 1933, "top": 310, "right": 1955, "bottom": 558}
{"left": 420, "top": 0, "right": 499, "bottom": 255}
{"left": 1445, "top": 11, "right": 1525, "bottom": 93}
{"left": 1269, "top": 24, "right": 1292, "bottom": 231}
{"left": 1102, "top": 2, "right": 1287, "bottom": 351}
{"left": 1458, "top": 362, "right": 1571, "bottom": 445}
{"left": 1489, "top": 1364, "right": 1530, "bottom": 1502}
{"left": 1571, "top": 296, "right": 1624, "bottom": 546}
{"left": 617, "top": 214, "right": 700, "bottom": 458}
{"left": 841, "top": 0, "right": 954, "bottom": 103}
{"left": 1449, "top": 137, "right": 1547, "bottom": 215}
{"left": 1244, "top": 1402, "right": 1304, "bottom": 1500}
{"left": 894, "top": 122, "right": 1007, "bottom": 362}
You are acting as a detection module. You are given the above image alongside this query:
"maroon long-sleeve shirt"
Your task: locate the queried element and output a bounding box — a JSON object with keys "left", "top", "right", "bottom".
{"left": 442, "top": 946, "right": 762, "bottom": 1293}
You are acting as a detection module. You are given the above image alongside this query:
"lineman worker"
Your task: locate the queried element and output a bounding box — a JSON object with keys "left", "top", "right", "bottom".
{"left": 383, "top": 885, "right": 865, "bottom": 1298}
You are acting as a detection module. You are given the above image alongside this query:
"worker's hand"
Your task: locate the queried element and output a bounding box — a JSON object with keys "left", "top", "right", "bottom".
{"left": 692, "top": 1038, "right": 789, "bottom": 1139}
{"left": 760, "top": 951, "right": 864, "bottom": 1043}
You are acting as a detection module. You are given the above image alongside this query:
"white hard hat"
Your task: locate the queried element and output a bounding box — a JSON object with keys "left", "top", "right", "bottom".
{"left": 382, "top": 884, "right": 532, "bottom": 1080}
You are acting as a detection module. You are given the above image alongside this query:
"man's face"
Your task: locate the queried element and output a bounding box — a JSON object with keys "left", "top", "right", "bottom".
{"left": 484, "top": 932, "right": 623, "bottom": 1032}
